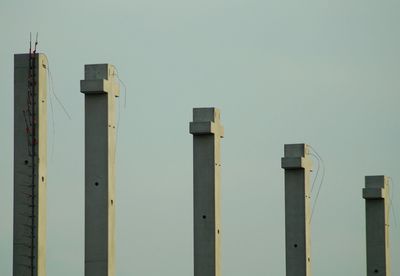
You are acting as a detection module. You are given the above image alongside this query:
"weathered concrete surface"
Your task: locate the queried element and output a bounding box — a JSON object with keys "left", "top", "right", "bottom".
{"left": 190, "top": 108, "right": 224, "bottom": 276}
{"left": 81, "top": 64, "right": 119, "bottom": 276}
{"left": 13, "top": 53, "right": 48, "bottom": 276}
{"left": 281, "top": 144, "right": 312, "bottom": 276}
{"left": 363, "top": 175, "right": 391, "bottom": 276}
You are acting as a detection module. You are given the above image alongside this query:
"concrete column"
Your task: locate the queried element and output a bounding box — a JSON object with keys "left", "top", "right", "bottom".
{"left": 80, "top": 64, "right": 119, "bottom": 276}
{"left": 363, "top": 175, "right": 391, "bottom": 276}
{"left": 189, "top": 107, "right": 224, "bottom": 276}
{"left": 281, "top": 144, "right": 312, "bottom": 276}
{"left": 13, "top": 53, "right": 48, "bottom": 276}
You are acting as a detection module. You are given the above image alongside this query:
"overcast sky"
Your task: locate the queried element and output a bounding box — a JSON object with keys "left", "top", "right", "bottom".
{"left": 1, "top": 0, "right": 400, "bottom": 275}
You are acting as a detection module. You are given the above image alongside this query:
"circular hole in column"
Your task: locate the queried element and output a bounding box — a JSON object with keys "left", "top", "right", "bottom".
{"left": 217, "top": 229, "right": 220, "bottom": 234}
{"left": 41, "top": 176, "right": 44, "bottom": 182}
{"left": 294, "top": 244, "right": 298, "bottom": 248}
{"left": 374, "top": 269, "right": 379, "bottom": 274}
{"left": 202, "top": 215, "right": 206, "bottom": 219}
{"left": 24, "top": 160, "right": 29, "bottom": 165}
{"left": 111, "top": 200, "right": 114, "bottom": 205}
{"left": 94, "top": 182, "right": 99, "bottom": 186}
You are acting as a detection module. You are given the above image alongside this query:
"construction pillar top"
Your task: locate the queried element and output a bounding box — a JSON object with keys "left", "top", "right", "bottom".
{"left": 363, "top": 175, "right": 391, "bottom": 276}
{"left": 281, "top": 143, "right": 312, "bottom": 276}
{"left": 190, "top": 107, "right": 224, "bottom": 137}
{"left": 13, "top": 53, "right": 48, "bottom": 276}
{"left": 80, "top": 64, "right": 120, "bottom": 96}
{"left": 80, "top": 63, "right": 119, "bottom": 276}
{"left": 190, "top": 107, "right": 223, "bottom": 276}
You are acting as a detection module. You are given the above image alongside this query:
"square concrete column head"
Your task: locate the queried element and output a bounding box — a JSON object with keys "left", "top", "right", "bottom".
{"left": 14, "top": 53, "right": 48, "bottom": 68}
{"left": 365, "top": 175, "right": 387, "bottom": 188}
{"left": 190, "top": 108, "right": 224, "bottom": 137}
{"left": 363, "top": 175, "right": 388, "bottom": 199}
{"left": 80, "top": 64, "right": 120, "bottom": 97}
{"left": 193, "top": 107, "right": 220, "bottom": 122}
{"left": 284, "top": 143, "right": 309, "bottom": 157}
{"left": 282, "top": 144, "right": 312, "bottom": 170}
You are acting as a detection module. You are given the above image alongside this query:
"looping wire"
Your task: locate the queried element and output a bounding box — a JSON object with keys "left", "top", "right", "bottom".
{"left": 308, "top": 145, "right": 326, "bottom": 223}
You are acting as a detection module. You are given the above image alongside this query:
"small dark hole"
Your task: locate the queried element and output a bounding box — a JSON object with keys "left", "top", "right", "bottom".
{"left": 294, "top": 244, "right": 298, "bottom": 248}
{"left": 111, "top": 200, "right": 114, "bottom": 205}
{"left": 202, "top": 215, "right": 206, "bottom": 219}
{"left": 24, "top": 160, "right": 29, "bottom": 165}
{"left": 41, "top": 176, "right": 44, "bottom": 182}
{"left": 95, "top": 182, "right": 99, "bottom": 186}
{"left": 217, "top": 229, "right": 220, "bottom": 234}
{"left": 374, "top": 269, "right": 379, "bottom": 273}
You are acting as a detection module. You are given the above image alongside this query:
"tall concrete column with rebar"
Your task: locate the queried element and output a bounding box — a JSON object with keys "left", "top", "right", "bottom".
{"left": 190, "top": 107, "right": 224, "bottom": 276}
{"left": 80, "top": 64, "right": 119, "bottom": 276}
{"left": 363, "top": 175, "right": 391, "bottom": 276}
{"left": 13, "top": 53, "right": 48, "bottom": 276}
{"left": 281, "top": 143, "right": 312, "bottom": 276}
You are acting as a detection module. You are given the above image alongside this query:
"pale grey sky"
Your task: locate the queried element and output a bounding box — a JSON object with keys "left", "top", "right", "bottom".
{"left": 1, "top": 1, "right": 400, "bottom": 275}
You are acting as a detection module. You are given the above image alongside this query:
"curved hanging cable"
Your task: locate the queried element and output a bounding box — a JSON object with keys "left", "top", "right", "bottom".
{"left": 308, "top": 145, "right": 326, "bottom": 223}
{"left": 46, "top": 61, "right": 72, "bottom": 120}
{"left": 46, "top": 65, "right": 55, "bottom": 161}
{"left": 112, "top": 67, "right": 127, "bottom": 159}
{"left": 310, "top": 152, "right": 320, "bottom": 194}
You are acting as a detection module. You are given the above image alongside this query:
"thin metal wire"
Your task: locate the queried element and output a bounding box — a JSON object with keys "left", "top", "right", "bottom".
{"left": 115, "top": 69, "right": 127, "bottom": 109}
{"left": 388, "top": 177, "right": 398, "bottom": 227}
{"left": 308, "top": 145, "right": 326, "bottom": 223}
{"left": 113, "top": 68, "right": 127, "bottom": 159}
{"left": 310, "top": 153, "right": 320, "bottom": 194}
{"left": 46, "top": 64, "right": 56, "bottom": 162}
{"left": 46, "top": 62, "right": 72, "bottom": 120}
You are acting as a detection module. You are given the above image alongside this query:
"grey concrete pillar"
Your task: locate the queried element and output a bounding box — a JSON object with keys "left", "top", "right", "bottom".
{"left": 13, "top": 53, "right": 48, "bottom": 276}
{"left": 363, "top": 175, "right": 391, "bottom": 276}
{"left": 80, "top": 64, "right": 119, "bottom": 276}
{"left": 189, "top": 107, "right": 224, "bottom": 276}
{"left": 281, "top": 144, "right": 312, "bottom": 276}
